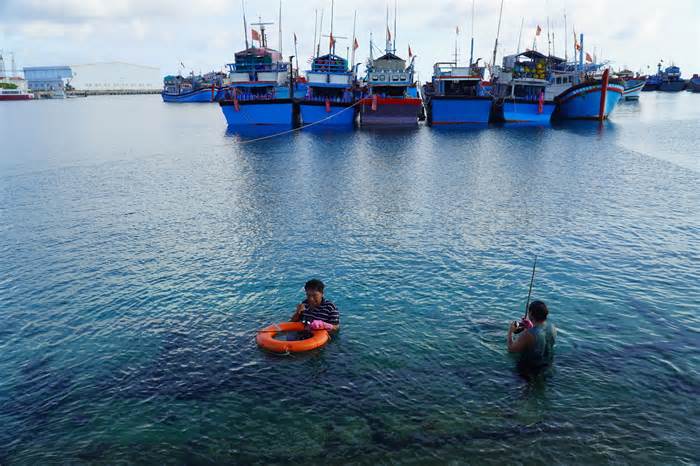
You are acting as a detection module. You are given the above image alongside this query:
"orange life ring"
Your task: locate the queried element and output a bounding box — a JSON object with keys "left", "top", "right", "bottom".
{"left": 256, "top": 322, "right": 329, "bottom": 353}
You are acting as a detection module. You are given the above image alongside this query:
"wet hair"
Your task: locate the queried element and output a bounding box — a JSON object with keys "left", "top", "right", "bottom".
{"left": 304, "top": 279, "right": 325, "bottom": 293}
{"left": 528, "top": 300, "right": 548, "bottom": 322}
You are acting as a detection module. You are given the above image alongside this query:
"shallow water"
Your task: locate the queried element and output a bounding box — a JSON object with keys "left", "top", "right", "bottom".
{"left": 1, "top": 93, "right": 699, "bottom": 464}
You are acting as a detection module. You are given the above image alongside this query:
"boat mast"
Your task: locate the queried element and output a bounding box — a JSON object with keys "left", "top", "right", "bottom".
{"left": 516, "top": 17, "right": 524, "bottom": 54}
{"left": 393, "top": 0, "right": 398, "bottom": 55}
{"left": 370, "top": 32, "right": 374, "bottom": 62}
{"left": 241, "top": 0, "right": 249, "bottom": 49}
{"left": 278, "top": 0, "right": 283, "bottom": 54}
{"left": 252, "top": 17, "right": 274, "bottom": 48}
{"left": 454, "top": 27, "right": 459, "bottom": 66}
{"left": 546, "top": 15, "right": 551, "bottom": 56}
{"left": 317, "top": 9, "right": 324, "bottom": 57}
{"left": 351, "top": 10, "right": 358, "bottom": 74}
{"left": 564, "top": 11, "right": 568, "bottom": 62}
{"left": 330, "top": 0, "right": 335, "bottom": 55}
{"left": 469, "top": 0, "right": 475, "bottom": 67}
{"left": 313, "top": 9, "right": 318, "bottom": 60}
{"left": 385, "top": 6, "right": 391, "bottom": 54}
{"left": 491, "top": 0, "right": 504, "bottom": 71}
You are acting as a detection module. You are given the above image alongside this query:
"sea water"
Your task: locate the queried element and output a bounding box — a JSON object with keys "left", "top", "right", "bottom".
{"left": 1, "top": 93, "right": 698, "bottom": 463}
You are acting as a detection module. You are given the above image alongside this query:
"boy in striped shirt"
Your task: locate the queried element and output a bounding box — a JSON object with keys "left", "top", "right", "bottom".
{"left": 291, "top": 279, "right": 340, "bottom": 332}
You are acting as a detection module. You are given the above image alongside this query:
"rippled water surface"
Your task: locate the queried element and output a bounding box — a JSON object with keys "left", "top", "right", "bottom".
{"left": 1, "top": 94, "right": 699, "bottom": 464}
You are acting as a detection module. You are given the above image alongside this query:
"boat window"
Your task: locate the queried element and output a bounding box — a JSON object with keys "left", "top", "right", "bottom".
{"left": 380, "top": 75, "right": 386, "bottom": 81}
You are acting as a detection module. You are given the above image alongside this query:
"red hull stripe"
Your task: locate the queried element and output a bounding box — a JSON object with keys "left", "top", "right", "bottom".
{"left": 360, "top": 97, "right": 422, "bottom": 106}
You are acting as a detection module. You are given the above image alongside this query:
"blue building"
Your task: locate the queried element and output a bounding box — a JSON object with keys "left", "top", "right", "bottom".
{"left": 23, "top": 66, "right": 73, "bottom": 95}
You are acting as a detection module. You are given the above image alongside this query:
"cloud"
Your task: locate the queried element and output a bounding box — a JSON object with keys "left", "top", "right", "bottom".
{"left": 1, "top": 0, "right": 698, "bottom": 78}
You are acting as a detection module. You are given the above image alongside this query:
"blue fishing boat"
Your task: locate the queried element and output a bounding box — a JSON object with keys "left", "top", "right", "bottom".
{"left": 492, "top": 51, "right": 555, "bottom": 123}
{"left": 658, "top": 65, "right": 686, "bottom": 92}
{"left": 423, "top": 62, "right": 491, "bottom": 125}
{"left": 553, "top": 35, "right": 623, "bottom": 120}
{"left": 300, "top": 54, "right": 357, "bottom": 127}
{"left": 219, "top": 20, "right": 299, "bottom": 126}
{"left": 299, "top": 4, "right": 359, "bottom": 128}
{"left": 161, "top": 72, "right": 226, "bottom": 103}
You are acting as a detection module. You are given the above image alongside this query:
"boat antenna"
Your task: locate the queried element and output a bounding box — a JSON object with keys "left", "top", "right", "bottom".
{"left": 369, "top": 31, "right": 374, "bottom": 62}
{"left": 491, "top": 0, "right": 504, "bottom": 70}
{"left": 469, "top": 0, "right": 475, "bottom": 67}
{"left": 454, "top": 26, "right": 459, "bottom": 66}
{"left": 241, "top": 0, "right": 249, "bottom": 49}
{"left": 278, "top": 0, "right": 283, "bottom": 54}
{"left": 516, "top": 16, "right": 524, "bottom": 54}
{"left": 524, "top": 255, "right": 538, "bottom": 318}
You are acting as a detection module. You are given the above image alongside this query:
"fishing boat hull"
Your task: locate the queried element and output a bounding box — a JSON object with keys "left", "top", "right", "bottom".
{"left": 493, "top": 98, "right": 555, "bottom": 123}
{"left": 622, "top": 79, "right": 645, "bottom": 101}
{"left": 0, "top": 93, "right": 33, "bottom": 101}
{"left": 427, "top": 96, "right": 492, "bottom": 125}
{"left": 220, "top": 99, "right": 295, "bottom": 126}
{"left": 162, "top": 87, "right": 222, "bottom": 103}
{"left": 687, "top": 78, "right": 700, "bottom": 93}
{"left": 554, "top": 80, "right": 624, "bottom": 120}
{"left": 658, "top": 81, "right": 686, "bottom": 92}
{"left": 299, "top": 100, "right": 356, "bottom": 127}
{"left": 359, "top": 97, "right": 422, "bottom": 126}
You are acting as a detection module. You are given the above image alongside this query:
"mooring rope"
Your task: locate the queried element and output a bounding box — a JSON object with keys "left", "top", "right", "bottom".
{"left": 237, "top": 99, "right": 365, "bottom": 145}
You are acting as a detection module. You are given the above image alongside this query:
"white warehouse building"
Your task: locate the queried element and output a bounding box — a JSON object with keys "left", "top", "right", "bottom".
{"left": 69, "top": 62, "right": 161, "bottom": 92}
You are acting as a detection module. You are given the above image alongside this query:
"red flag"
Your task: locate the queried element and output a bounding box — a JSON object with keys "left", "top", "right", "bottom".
{"left": 330, "top": 33, "right": 336, "bottom": 49}
{"left": 408, "top": 45, "right": 413, "bottom": 58}
{"left": 585, "top": 52, "right": 593, "bottom": 63}
{"left": 536, "top": 25, "right": 542, "bottom": 36}
{"left": 353, "top": 38, "right": 359, "bottom": 51}
{"left": 371, "top": 94, "right": 378, "bottom": 111}
{"left": 251, "top": 29, "right": 261, "bottom": 42}
{"left": 574, "top": 30, "right": 580, "bottom": 51}
{"left": 325, "top": 97, "right": 331, "bottom": 113}
{"left": 386, "top": 26, "right": 392, "bottom": 42}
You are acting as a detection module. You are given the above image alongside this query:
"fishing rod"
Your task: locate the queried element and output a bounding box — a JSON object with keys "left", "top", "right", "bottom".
{"left": 514, "top": 255, "right": 537, "bottom": 334}
{"left": 524, "top": 255, "right": 537, "bottom": 318}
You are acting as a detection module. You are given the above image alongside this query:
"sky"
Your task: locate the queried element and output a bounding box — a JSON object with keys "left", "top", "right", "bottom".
{"left": 1, "top": 0, "right": 699, "bottom": 80}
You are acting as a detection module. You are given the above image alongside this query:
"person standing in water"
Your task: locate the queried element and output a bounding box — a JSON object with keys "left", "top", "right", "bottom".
{"left": 291, "top": 279, "right": 340, "bottom": 331}
{"left": 507, "top": 300, "right": 555, "bottom": 372}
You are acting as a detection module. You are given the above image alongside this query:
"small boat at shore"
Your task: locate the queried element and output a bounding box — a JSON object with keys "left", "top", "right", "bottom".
{"left": 0, "top": 53, "right": 33, "bottom": 101}
{"left": 161, "top": 72, "right": 226, "bottom": 103}
{"left": 0, "top": 78, "right": 33, "bottom": 101}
